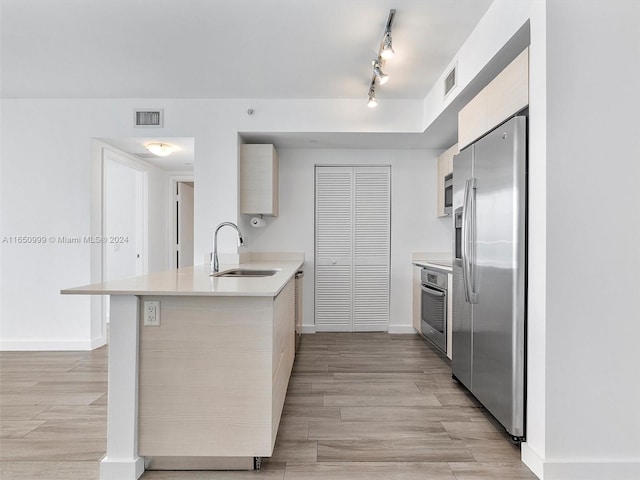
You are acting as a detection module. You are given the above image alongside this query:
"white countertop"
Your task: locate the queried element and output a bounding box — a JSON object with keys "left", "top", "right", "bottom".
{"left": 411, "top": 252, "right": 453, "bottom": 273}
{"left": 61, "top": 260, "right": 303, "bottom": 297}
{"left": 413, "top": 260, "right": 453, "bottom": 272}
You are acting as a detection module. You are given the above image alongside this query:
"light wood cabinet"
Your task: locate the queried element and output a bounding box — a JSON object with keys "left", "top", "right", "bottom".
{"left": 240, "top": 144, "right": 279, "bottom": 216}
{"left": 446, "top": 272, "right": 453, "bottom": 360}
{"left": 271, "top": 279, "right": 295, "bottom": 443}
{"left": 458, "top": 47, "right": 529, "bottom": 149}
{"left": 436, "top": 144, "right": 458, "bottom": 217}
{"left": 412, "top": 266, "right": 421, "bottom": 333}
{"left": 138, "top": 279, "right": 295, "bottom": 459}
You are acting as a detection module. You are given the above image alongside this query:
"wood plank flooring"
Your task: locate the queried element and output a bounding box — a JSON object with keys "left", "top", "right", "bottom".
{"left": 0, "top": 333, "right": 537, "bottom": 479}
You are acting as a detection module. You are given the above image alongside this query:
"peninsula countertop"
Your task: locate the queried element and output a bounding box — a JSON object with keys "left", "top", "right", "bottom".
{"left": 61, "top": 260, "right": 304, "bottom": 297}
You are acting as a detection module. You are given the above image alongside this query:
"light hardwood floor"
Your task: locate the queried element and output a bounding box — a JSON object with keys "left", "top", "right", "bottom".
{"left": 0, "top": 333, "right": 537, "bottom": 479}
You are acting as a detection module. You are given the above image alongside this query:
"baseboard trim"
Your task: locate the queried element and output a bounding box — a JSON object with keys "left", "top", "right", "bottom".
{"left": 90, "top": 335, "right": 107, "bottom": 350}
{"left": 521, "top": 443, "right": 544, "bottom": 479}
{"left": 521, "top": 443, "right": 640, "bottom": 480}
{"left": 0, "top": 338, "right": 96, "bottom": 351}
{"left": 100, "top": 456, "right": 145, "bottom": 480}
{"left": 544, "top": 461, "right": 640, "bottom": 480}
{"left": 303, "top": 325, "right": 417, "bottom": 334}
{"left": 388, "top": 325, "right": 417, "bottom": 334}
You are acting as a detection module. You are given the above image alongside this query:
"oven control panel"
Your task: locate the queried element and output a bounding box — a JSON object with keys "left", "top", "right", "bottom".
{"left": 421, "top": 268, "right": 448, "bottom": 289}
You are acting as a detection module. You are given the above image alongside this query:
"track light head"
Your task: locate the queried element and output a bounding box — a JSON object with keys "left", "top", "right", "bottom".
{"left": 381, "top": 32, "right": 395, "bottom": 60}
{"left": 373, "top": 60, "right": 389, "bottom": 85}
{"left": 367, "top": 86, "right": 378, "bottom": 108}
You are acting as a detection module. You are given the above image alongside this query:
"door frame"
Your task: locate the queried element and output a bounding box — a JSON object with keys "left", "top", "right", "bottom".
{"left": 166, "top": 174, "right": 195, "bottom": 268}
{"left": 90, "top": 140, "right": 150, "bottom": 348}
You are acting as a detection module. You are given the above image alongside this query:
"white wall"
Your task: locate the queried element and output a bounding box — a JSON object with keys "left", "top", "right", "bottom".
{"left": 240, "top": 148, "right": 452, "bottom": 333}
{"left": 540, "top": 1, "right": 640, "bottom": 478}
{"left": 521, "top": 0, "right": 548, "bottom": 473}
{"left": 422, "top": 0, "right": 533, "bottom": 131}
{"left": 0, "top": 98, "right": 422, "bottom": 350}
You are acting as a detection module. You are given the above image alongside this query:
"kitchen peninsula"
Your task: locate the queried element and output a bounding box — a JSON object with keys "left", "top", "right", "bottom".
{"left": 62, "top": 253, "right": 304, "bottom": 480}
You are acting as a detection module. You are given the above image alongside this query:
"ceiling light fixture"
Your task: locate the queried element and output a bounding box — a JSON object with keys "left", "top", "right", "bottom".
{"left": 367, "top": 9, "right": 396, "bottom": 107}
{"left": 372, "top": 60, "right": 389, "bottom": 85}
{"left": 381, "top": 32, "right": 395, "bottom": 60}
{"left": 367, "top": 86, "right": 378, "bottom": 108}
{"left": 145, "top": 142, "right": 176, "bottom": 157}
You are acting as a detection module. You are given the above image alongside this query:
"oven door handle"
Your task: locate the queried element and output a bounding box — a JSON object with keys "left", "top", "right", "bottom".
{"left": 421, "top": 284, "right": 445, "bottom": 297}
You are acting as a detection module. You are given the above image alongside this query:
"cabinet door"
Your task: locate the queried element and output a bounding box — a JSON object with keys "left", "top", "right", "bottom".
{"left": 458, "top": 90, "right": 487, "bottom": 150}
{"left": 436, "top": 144, "right": 458, "bottom": 217}
{"left": 240, "top": 144, "right": 279, "bottom": 216}
{"left": 412, "top": 266, "right": 421, "bottom": 332}
{"left": 485, "top": 48, "right": 528, "bottom": 131}
{"left": 458, "top": 47, "right": 529, "bottom": 150}
{"left": 272, "top": 279, "right": 295, "bottom": 447}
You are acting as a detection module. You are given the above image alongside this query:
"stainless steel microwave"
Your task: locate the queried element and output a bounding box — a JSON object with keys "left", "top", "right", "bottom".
{"left": 444, "top": 173, "right": 453, "bottom": 215}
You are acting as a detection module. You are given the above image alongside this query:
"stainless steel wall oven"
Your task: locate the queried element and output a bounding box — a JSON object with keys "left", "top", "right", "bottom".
{"left": 420, "top": 267, "right": 448, "bottom": 354}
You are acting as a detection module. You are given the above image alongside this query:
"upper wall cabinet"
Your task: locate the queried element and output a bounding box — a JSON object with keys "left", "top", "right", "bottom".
{"left": 240, "top": 144, "right": 279, "bottom": 217}
{"left": 436, "top": 143, "right": 458, "bottom": 217}
{"left": 458, "top": 48, "right": 529, "bottom": 149}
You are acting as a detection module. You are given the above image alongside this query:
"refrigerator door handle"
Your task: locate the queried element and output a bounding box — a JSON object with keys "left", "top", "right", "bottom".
{"left": 467, "top": 177, "right": 478, "bottom": 304}
{"left": 461, "top": 179, "right": 471, "bottom": 303}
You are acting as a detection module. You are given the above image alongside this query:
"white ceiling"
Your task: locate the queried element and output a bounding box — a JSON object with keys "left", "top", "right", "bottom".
{"left": 1, "top": 0, "right": 493, "bottom": 100}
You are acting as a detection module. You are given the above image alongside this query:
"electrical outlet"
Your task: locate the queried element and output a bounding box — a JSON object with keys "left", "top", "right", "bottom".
{"left": 143, "top": 300, "right": 160, "bottom": 327}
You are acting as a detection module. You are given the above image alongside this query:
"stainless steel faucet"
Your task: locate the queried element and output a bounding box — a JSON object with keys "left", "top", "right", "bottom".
{"left": 211, "top": 222, "right": 245, "bottom": 273}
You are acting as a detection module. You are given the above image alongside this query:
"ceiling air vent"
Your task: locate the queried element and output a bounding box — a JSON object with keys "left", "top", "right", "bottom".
{"left": 134, "top": 109, "right": 163, "bottom": 128}
{"left": 444, "top": 64, "right": 457, "bottom": 98}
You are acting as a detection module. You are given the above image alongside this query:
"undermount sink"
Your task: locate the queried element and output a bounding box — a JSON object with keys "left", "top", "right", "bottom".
{"left": 211, "top": 268, "right": 279, "bottom": 278}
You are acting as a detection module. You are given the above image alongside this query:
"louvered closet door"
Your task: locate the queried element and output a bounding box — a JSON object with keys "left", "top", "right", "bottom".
{"left": 353, "top": 167, "right": 390, "bottom": 331}
{"left": 315, "top": 166, "right": 390, "bottom": 332}
{"left": 315, "top": 167, "right": 353, "bottom": 331}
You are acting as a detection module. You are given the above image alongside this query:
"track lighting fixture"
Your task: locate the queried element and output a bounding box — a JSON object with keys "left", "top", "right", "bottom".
{"left": 366, "top": 9, "right": 396, "bottom": 107}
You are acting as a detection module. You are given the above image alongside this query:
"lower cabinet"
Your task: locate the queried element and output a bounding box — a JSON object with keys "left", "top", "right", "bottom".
{"left": 412, "top": 266, "right": 422, "bottom": 333}
{"left": 137, "top": 279, "right": 295, "bottom": 459}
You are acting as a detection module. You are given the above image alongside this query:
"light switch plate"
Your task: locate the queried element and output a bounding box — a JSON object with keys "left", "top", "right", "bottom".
{"left": 143, "top": 300, "right": 160, "bottom": 327}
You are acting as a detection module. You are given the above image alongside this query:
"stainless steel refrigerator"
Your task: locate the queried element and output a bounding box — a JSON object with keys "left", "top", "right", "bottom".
{"left": 452, "top": 115, "right": 527, "bottom": 440}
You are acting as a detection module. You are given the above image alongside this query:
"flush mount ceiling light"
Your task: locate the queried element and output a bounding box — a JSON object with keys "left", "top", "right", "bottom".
{"left": 145, "top": 142, "right": 176, "bottom": 157}
{"left": 367, "top": 9, "right": 396, "bottom": 107}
